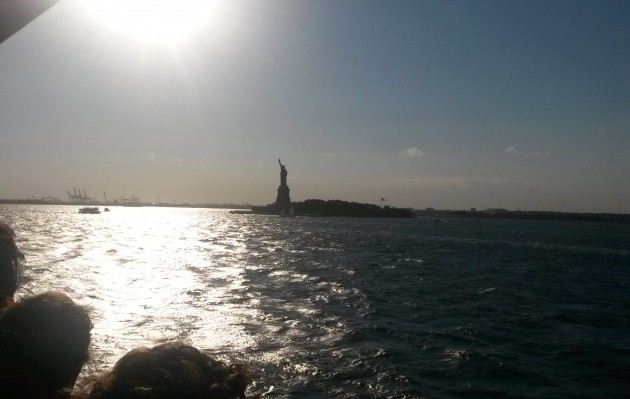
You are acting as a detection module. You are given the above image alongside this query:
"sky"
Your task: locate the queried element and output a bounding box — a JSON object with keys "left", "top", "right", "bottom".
{"left": 0, "top": 0, "right": 628, "bottom": 212}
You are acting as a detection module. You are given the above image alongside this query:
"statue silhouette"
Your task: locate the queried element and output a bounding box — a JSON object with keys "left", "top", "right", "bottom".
{"left": 279, "top": 158, "right": 287, "bottom": 187}
{"left": 275, "top": 158, "right": 291, "bottom": 213}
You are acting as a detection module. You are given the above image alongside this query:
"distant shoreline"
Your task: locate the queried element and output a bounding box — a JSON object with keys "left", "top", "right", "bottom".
{"left": 415, "top": 209, "right": 630, "bottom": 223}
{"left": 0, "top": 199, "right": 251, "bottom": 210}
{"left": 1, "top": 199, "right": 628, "bottom": 223}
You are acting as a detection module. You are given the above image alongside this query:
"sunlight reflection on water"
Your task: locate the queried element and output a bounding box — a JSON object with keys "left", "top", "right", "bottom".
{"left": 13, "top": 206, "right": 260, "bottom": 370}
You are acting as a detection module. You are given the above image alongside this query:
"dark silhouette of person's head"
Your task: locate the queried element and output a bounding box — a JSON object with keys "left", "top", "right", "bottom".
{"left": 0, "top": 221, "right": 24, "bottom": 308}
{"left": 76, "top": 342, "right": 251, "bottom": 399}
{"left": 0, "top": 291, "right": 92, "bottom": 398}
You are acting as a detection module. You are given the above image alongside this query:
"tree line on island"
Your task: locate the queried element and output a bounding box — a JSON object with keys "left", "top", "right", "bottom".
{"left": 294, "top": 199, "right": 414, "bottom": 218}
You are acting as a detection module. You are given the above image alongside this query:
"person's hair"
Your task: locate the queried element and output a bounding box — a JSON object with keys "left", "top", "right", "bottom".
{"left": 0, "top": 291, "right": 92, "bottom": 398}
{"left": 0, "top": 221, "right": 24, "bottom": 307}
{"left": 76, "top": 342, "right": 251, "bottom": 399}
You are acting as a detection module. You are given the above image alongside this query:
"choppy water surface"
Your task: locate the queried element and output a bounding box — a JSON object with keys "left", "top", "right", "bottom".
{"left": 1, "top": 205, "right": 629, "bottom": 398}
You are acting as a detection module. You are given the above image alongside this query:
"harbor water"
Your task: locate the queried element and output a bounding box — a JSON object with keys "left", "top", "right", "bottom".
{"left": 1, "top": 205, "right": 629, "bottom": 398}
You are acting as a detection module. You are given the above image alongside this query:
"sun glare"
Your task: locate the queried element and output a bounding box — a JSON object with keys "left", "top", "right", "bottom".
{"left": 84, "top": 0, "right": 215, "bottom": 44}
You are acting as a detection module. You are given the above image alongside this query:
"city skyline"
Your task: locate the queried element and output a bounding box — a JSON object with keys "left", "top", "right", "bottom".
{"left": 1, "top": 0, "right": 628, "bottom": 212}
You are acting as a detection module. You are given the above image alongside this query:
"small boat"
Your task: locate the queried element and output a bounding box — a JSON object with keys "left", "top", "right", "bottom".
{"left": 78, "top": 207, "right": 100, "bottom": 214}
{"left": 229, "top": 210, "right": 252, "bottom": 215}
{"left": 433, "top": 218, "right": 446, "bottom": 223}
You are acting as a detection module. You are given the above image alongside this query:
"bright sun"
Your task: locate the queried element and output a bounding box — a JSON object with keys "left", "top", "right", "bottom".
{"left": 84, "top": 0, "right": 215, "bottom": 44}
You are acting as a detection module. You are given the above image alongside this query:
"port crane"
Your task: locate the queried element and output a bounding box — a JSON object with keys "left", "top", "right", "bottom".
{"left": 65, "top": 187, "right": 92, "bottom": 203}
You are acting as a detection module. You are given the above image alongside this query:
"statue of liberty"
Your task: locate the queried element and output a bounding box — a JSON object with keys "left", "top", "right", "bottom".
{"left": 275, "top": 158, "right": 291, "bottom": 213}
{"left": 278, "top": 158, "right": 287, "bottom": 187}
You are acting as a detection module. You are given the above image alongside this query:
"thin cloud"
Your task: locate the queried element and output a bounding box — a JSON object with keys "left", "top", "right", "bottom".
{"left": 529, "top": 151, "right": 551, "bottom": 158}
{"left": 401, "top": 147, "right": 424, "bottom": 157}
{"left": 505, "top": 146, "right": 517, "bottom": 153}
{"left": 322, "top": 153, "right": 333, "bottom": 158}
{"left": 396, "top": 175, "right": 529, "bottom": 189}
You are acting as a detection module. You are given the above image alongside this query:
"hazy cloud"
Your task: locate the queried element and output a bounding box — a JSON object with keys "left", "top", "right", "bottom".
{"left": 322, "top": 153, "right": 333, "bottom": 158}
{"left": 396, "top": 175, "right": 529, "bottom": 189}
{"left": 529, "top": 151, "right": 551, "bottom": 158}
{"left": 505, "top": 146, "right": 517, "bottom": 153}
{"left": 401, "top": 147, "right": 424, "bottom": 157}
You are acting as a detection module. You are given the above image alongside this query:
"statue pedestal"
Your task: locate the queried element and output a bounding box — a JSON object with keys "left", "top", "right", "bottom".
{"left": 275, "top": 185, "right": 291, "bottom": 213}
